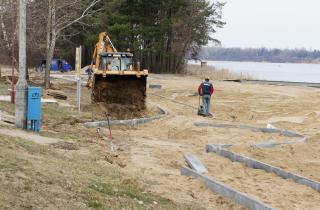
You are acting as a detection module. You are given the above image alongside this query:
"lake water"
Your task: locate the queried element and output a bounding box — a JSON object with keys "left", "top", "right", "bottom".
{"left": 190, "top": 60, "right": 320, "bottom": 83}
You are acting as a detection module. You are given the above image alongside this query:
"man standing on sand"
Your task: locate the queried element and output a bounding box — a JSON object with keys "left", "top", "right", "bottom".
{"left": 198, "top": 77, "right": 214, "bottom": 116}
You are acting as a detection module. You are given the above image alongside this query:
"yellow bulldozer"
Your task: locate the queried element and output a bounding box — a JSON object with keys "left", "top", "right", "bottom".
{"left": 87, "top": 32, "right": 148, "bottom": 111}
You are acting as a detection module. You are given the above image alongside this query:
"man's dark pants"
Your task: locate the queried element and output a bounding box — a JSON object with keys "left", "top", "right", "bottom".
{"left": 202, "top": 94, "right": 211, "bottom": 115}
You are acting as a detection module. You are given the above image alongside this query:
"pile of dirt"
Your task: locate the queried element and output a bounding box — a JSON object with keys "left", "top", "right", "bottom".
{"left": 92, "top": 75, "right": 146, "bottom": 110}
{"left": 83, "top": 102, "right": 160, "bottom": 120}
{"left": 82, "top": 75, "right": 152, "bottom": 120}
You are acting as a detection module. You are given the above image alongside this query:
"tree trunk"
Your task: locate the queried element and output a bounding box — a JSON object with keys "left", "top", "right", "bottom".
{"left": 0, "top": 13, "right": 10, "bottom": 51}
{"left": 45, "top": 0, "right": 56, "bottom": 89}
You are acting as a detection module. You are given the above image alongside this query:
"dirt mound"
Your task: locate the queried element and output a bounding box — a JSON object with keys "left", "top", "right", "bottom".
{"left": 85, "top": 75, "right": 149, "bottom": 120}
{"left": 92, "top": 75, "right": 146, "bottom": 110}
{"left": 83, "top": 103, "right": 160, "bottom": 120}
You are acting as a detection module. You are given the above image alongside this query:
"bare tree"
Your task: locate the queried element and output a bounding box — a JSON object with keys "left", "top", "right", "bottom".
{"left": 44, "top": 0, "right": 101, "bottom": 89}
{"left": 0, "top": 0, "right": 45, "bottom": 65}
{"left": 0, "top": 0, "right": 14, "bottom": 63}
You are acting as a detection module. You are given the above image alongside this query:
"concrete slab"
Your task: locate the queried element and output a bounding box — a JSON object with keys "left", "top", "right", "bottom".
{"left": 41, "top": 98, "right": 58, "bottom": 104}
{"left": 0, "top": 128, "right": 60, "bottom": 145}
{"left": 184, "top": 155, "right": 208, "bottom": 174}
{"left": 0, "top": 95, "right": 10, "bottom": 102}
{"left": 195, "top": 122, "right": 304, "bottom": 136}
{"left": 181, "top": 166, "right": 275, "bottom": 210}
{"left": 58, "top": 102, "right": 74, "bottom": 108}
{"left": 206, "top": 144, "right": 320, "bottom": 192}
{"left": 84, "top": 106, "right": 167, "bottom": 128}
{"left": 255, "top": 139, "right": 306, "bottom": 148}
{"left": 0, "top": 95, "right": 57, "bottom": 104}
{"left": 195, "top": 122, "right": 307, "bottom": 148}
{"left": 50, "top": 74, "right": 87, "bottom": 84}
{"left": 84, "top": 115, "right": 164, "bottom": 128}
{"left": 194, "top": 122, "right": 236, "bottom": 129}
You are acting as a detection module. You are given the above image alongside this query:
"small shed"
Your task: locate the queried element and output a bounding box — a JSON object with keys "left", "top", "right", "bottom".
{"left": 200, "top": 60, "right": 207, "bottom": 68}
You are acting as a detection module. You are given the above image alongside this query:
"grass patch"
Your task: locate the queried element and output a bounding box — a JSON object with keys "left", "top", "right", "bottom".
{"left": 40, "top": 130, "right": 80, "bottom": 141}
{"left": 0, "top": 158, "right": 21, "bottom": 171}
{"left": 89, "top": 182, "right": 171, "bottom": 205}
{"left": 0, "top": 134, "right": 198, "bottom": 209}
{"left": 0, "top": 101, "right": 14, "bottom": 115}
{"left": 0, "top": 83, "right": 9, "bottom": 95}
{"left": 89, "top": 182, "right": 114, "bottom": 196}
{"left": 87, "top": 200, "right": 103, "bottom": 208}
{"left": 42, "top": 104, "right": 78, "bottom": 121}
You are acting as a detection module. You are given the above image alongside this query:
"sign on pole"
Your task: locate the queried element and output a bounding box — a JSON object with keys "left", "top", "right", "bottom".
{"left": 75, "top": 46, "right": 82, "bottom": 113}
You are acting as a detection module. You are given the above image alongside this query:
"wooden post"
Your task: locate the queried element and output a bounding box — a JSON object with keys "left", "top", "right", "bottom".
{"left": 75, "top": 46, "right": 81, "bottom": 114}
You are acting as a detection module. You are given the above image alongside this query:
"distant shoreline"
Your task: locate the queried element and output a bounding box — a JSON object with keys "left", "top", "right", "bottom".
{"left": 191, "top": 60, "right": 320, "bottom": 65}
{"left": 188, "top": 60, "right": 320, "bottom": 83}
{"left": 199, "top": 47, "right": 320, "bottom": 64}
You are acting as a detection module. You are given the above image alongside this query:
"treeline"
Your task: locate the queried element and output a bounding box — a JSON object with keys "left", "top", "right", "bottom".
{"left": 200, "top": 47, "right": 320, "bottom": 63}
{"left": 0, "top": 0, "right": 225, "bottom": 75}
{"left": 70, "top": 0, "right": 225, "bottom": 73}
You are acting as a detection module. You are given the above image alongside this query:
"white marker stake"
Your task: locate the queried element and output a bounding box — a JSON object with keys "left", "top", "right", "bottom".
{"left": 75, "top": 47, "right": 82, "bottom": 113}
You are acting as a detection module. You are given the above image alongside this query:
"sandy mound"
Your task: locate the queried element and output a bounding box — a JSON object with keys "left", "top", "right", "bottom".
{"left": 83, "top": 102, "right": 160, "bottom": 120}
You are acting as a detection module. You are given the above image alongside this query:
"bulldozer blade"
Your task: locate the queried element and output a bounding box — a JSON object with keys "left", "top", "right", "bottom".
{"left": 92, "top": 74, "right": 147, "bottom": 110}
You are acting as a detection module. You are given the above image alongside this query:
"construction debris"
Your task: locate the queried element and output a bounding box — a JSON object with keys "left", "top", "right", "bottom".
{"left": 181, "top": 166, "right": 275, "bottom": 210}
{"left": 149, "top": 84, "right": 162, "bottom": 89}
{"left": 184, "top": 154, "right": 208, "bottom": 174}
{"left": 47, "top": 90, "right": 68, "bottom": 100}
{"left": 0, "top": 111, "right": 14, "bottom": 124}
{"left": 206, "top": 144, "right": 320, "bottom": 192}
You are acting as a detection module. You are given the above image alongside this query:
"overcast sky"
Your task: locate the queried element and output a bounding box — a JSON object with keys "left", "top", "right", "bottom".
{"left": 213, "top": 0, "right": 319, "bottom": 49}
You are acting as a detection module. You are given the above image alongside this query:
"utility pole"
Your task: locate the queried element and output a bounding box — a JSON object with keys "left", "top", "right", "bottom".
{"left": 15, "top": 0, "right": 28, "bottom": 129}
{"left": 10, "top": 0, "right": 17, "bottom": 104}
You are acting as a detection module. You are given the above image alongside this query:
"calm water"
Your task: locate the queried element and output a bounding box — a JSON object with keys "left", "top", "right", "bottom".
{"left": 191, "top": 60, "right": 320, "bottom": 83}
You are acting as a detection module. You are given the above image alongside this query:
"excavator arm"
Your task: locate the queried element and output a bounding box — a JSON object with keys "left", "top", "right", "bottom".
{"left": 91, "top": 32, "right": 117, "bottom": 69}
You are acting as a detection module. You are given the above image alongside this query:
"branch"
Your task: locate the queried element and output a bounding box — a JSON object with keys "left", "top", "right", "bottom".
{"left": 56, "top": 0, "right": 101, "bottom": 34}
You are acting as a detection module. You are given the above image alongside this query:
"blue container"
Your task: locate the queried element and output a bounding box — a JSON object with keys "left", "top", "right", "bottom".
{"left": 27, "top": 87, "right": 42, "bottom": 132}
{"left": 51, "top": 59, "right": 59, "bottom": 71}
{"left": 36, "top": 59, "right": 73, "bottom": 72}
{"left": 51, "top": 59, "right": 72, "bottom": 72}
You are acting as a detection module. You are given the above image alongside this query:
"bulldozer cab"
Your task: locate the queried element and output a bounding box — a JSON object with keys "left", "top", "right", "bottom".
{"left": 99, "top": 52, "right": 133, "bottom": 71}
